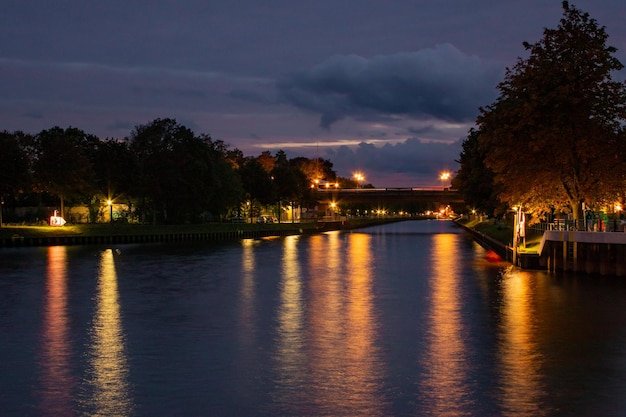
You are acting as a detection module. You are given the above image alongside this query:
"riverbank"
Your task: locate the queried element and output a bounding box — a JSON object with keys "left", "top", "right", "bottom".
{"left": 456, "top": 217, "right": 626, "bottom": 275}
{"left": 0, "top": 217, "right": 406, "bottom": 247}
{"left": 455, "top": 218, "right": 544, "bottom": 269}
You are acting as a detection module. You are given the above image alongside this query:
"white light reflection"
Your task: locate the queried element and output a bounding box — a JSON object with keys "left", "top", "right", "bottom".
{"left": 420, "top": 233, "right": 471, "bottom": 415}
{"left": 498, "top": 268, "right": 544, "bottom": 417}
{"left": 84, "top": 249, "right": 133, "bottom": 416}
{"left": 39, "top": 245, "right": 74, "bottom": 416}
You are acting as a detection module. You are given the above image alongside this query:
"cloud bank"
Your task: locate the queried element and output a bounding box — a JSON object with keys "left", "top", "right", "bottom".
{"left": 277, "top": 44, "right": 503, "bottom": 129}
{"left": 324, "top": 137, "right": 462, "bottom": 187}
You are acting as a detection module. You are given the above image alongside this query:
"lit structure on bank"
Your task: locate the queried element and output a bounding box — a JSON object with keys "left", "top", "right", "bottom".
{"left": 50, "top": 210, "right": 66, "bottom": 226}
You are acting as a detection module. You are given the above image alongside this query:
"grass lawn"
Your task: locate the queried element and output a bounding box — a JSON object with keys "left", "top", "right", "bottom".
{"left": 459, "top": 218, "right": 543, "bottom": 253}
{"left": 0, "top": 221, "right": 318, "bottom": 239}
{"left": 0, "top": 217, "right": 403, "bottom": 240}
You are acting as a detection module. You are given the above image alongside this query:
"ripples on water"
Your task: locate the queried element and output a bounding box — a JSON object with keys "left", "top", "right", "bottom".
{"left": 2, "top": 220, "right": 626, "bottom": 416}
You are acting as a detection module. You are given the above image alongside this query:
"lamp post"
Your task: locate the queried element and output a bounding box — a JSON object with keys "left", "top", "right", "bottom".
{"left": 439, "top": 171, "right": 451, "bottom": 189}
{"left": 107, "top": 199, "right": 113, "bottom": 223}
{"left": 353, "top": 172, "right": 364, "bottom": 189}
{"left": 512, "top": 206, "right": 519, "bottom": 266}
{"left": 511, "top": 206, "right": 525, "bottom": 266}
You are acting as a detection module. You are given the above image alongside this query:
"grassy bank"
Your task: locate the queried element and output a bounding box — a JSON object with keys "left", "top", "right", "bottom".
{"left": 458, "top": 218, "right": 543, "bottom": 253}
{"left": 0, "top": 217, "right": 405, "bottom": 241}
{"left": 0, "top": 222, "right": 312, "bottom": 240}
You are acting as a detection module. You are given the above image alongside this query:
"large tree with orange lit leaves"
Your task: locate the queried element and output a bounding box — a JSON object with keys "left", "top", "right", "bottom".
{"left": 477, "top": 1, "right": 626, "bottom": 221}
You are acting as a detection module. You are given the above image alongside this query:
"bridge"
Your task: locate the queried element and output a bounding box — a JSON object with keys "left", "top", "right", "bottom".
{"left": 313, "top": 187, "right": 464, "bottom": 209}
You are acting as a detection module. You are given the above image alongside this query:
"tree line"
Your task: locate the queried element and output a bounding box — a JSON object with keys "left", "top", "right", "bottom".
{"left": 453, "top": 1, "right": 626, "bottom": 223}
{"left": 0, "top": 118, "right": 350, "bottom": 225}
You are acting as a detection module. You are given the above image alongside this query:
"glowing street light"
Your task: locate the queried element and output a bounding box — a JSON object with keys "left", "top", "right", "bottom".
{"left": 439, "top": 171, "right": 451, "bottom": 190}
{"left": 353, "top": 172, "right": 365, "bottom": 188}
{"left": 107, "top": 199, "right": 113, "bottom": 223}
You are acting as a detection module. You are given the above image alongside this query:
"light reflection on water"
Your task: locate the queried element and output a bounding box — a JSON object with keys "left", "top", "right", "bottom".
{"left": 306, "top": 232, "right": 346, "bottom": 412}
{"left": 4, "top": 220, "right": 626, "bottom": 416}
{"left": 342, "top": 232, "right": 384, "bottom": 415}
{"left": 498, "top": 268, "right": 545, "bottom": 417}
{"left": 81, "top": 249, "right": 133, "bottom": 416}
{"left": 420, "top": 233, "right": 471, "bottom": 416}
{"left": 303, "top": 231, "right": 385, "bottom": 416}
{"left": 273, "top": 235, "right": 307, "bottom": 411}
{"left": 39, "top": 246, "right": 74, "bottom": 416}
{"left": 238, "top": 239, "right": 257, "bottom": 348}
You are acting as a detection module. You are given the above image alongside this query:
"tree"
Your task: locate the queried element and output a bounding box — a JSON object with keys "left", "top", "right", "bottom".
{"left": 271, "top": 151, "right": 309, "bottom": 222}
{"left": 0, "top": 131, "right": 32, "bottom": 226}
{"left": 129, "top": 118, "right": 200, "bottom": 223}
{"left": 257, "top": 150, "right": 276, "bottom": 173}
{"left": 128, "top": 118, "right": 245, "bottom": 223}
{"left": 91, "top": 138, "right": 136, "bottom": 222}
{"left": 201, "top": 135, "right": 245, "bottom": 221}
{"left": 239, "top": 157, "right": 276, "bottom": 206}
{"left": 477, "top": 1, "right": 626, "bottom": 220}
{"left": 452, "top": 128, "right": 502, "bottom": 217}
{"left": 290, "top": 156, "right": 336, "bottom": 183}
{"left": 32, "top": 126, "right": 99, "bottom": 218}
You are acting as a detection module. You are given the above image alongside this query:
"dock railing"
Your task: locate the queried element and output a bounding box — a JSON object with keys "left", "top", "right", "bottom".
{"left": 529, "top": 218, "right": 625, "bottom": 233}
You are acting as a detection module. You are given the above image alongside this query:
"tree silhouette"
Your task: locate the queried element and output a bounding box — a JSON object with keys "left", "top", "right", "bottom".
{"left": 478, "top": 1, "right": 626, "bottom": 220}
{"left": 33, "top": 126, "right": 98, "bottom": 218}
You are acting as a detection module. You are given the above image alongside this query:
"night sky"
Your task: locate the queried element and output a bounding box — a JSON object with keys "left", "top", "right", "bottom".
{"left": 2, "top": 1, "right": 625, "bottom": 186}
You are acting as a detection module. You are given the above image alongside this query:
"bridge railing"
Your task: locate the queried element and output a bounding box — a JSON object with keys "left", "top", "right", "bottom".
{"left": 314, "top": 187, "right": 454, "bottom": 192}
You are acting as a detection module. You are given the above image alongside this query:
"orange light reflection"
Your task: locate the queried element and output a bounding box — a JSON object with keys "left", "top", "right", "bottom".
{"left": 498, "top": 268, "right": 543, "bottom": 416}
{"left": 238, "top": 239, "right": 258, "bottom": 347}
{"left": 307, "top": 231, "right": 384, "bottom": 415}
{"left": 421, "top": 233, "right": 471, "bottom": 414}
{"left": 84, "top": 249, "right": 133, "bottom": 415}
{"left": 274, "top": 235, "right": 307, "bottom": 410}
{"left": 40, "top": 246, "right": 74, "bottom": 415}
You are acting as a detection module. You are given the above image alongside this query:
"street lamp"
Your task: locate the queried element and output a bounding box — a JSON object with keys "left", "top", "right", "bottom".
{"left": 353, "top": 172, "right": 365, "bottom": 188}
{"left": 330, "top": 202, "right": 337, "bottom": 219}
{"left": 439, "top": 171, "right": 451, "bottom": 188}
{"left": 107, "top": 199, "right": 113, "bottom": 223}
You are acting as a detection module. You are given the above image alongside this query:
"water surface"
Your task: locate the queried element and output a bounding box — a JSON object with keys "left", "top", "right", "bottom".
{"left": 2, "top": 220, "right": 626, "bottom": 416}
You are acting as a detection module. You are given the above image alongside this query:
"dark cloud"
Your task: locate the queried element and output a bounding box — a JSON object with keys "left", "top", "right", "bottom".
{"left": 2, "top": 0, "right": 624, "bottom": 185}
{"left": 228, "top": 88, "right": 276, "bottom": 105}
{"left": 0, "top": 58, "right": 219, "bottom": 110}
{"left": 277, "top": 44, "right": 503, "bottom": 128}
{"left": 407, "top": 125, "right": 437, "bottom": 136}
{"left": 21, "top": 110, "right": 43, "bottom": 120}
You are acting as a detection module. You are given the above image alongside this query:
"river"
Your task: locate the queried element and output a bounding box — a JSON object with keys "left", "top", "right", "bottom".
{"left": 1, "top": 220, "right": 626, "bottom": 416}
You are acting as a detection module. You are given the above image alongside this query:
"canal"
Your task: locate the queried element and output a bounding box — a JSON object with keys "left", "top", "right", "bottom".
{"left": 1, "top": 220, "right": 626, "bottom": 416}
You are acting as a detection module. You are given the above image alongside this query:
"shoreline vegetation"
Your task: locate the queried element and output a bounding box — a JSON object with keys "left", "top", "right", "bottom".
{"left": 0, "top": 217, "right": 409, "bottom": 247}
{"left": 0, "top": 218, "right": 539, "bottom": 267}
{"left": 457, "top": 217, "right": 543, "bottom": 253}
